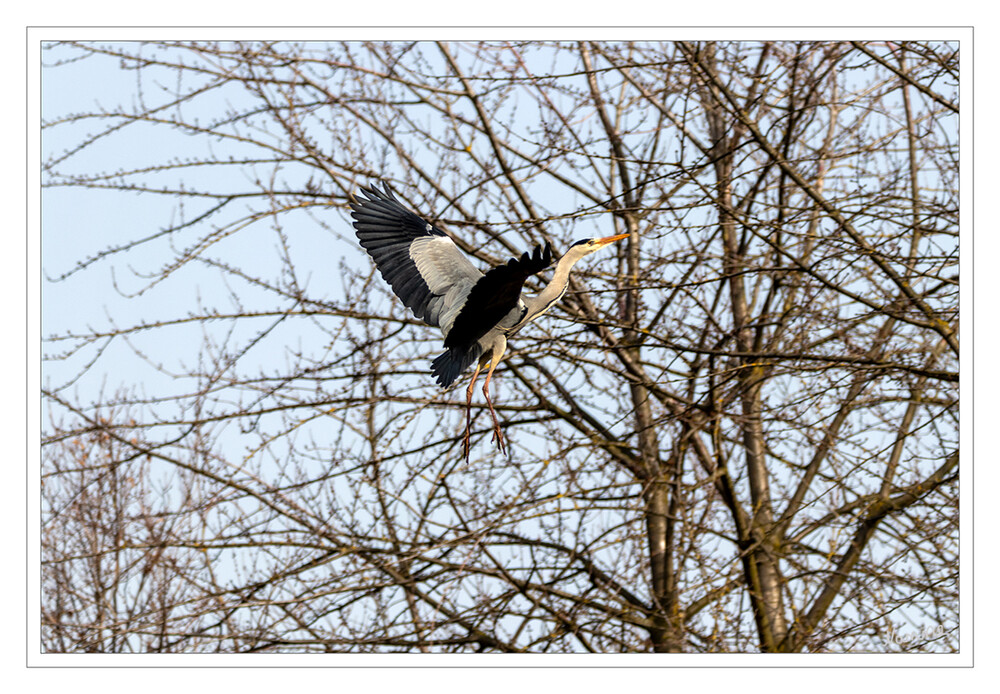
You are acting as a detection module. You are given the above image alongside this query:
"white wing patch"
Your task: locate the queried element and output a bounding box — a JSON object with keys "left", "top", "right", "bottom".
{"left": 409, "top": 236, "right": 483, "bottom": 332}
{"left": 409, "top": 236, "right": 481, "bottom": 292}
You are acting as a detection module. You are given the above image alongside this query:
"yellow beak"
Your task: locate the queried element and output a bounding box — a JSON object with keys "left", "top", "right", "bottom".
{"left": 594, "top": 232, "right": 629, "bottom": 248}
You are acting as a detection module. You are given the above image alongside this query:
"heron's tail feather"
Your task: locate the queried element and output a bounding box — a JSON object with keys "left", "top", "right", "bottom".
{"left": 432, "top": 345, "right": 483, "bottom": 388}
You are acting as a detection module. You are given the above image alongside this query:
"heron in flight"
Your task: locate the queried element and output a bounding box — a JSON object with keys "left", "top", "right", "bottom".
{"left": 350, "top": 182, "right": 627, "bottom": 459}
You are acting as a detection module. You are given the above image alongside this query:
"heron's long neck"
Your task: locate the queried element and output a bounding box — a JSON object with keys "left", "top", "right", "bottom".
{"left": 521, "top": 250, "right": 584, "bottom": 323}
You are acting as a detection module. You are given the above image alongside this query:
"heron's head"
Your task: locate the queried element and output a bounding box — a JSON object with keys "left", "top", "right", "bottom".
{"left": 568, "top": 233, "right": 629, "bottom": 258}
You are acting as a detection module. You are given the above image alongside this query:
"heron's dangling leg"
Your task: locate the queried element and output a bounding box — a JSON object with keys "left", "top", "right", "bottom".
{"left": 481, "top": 355, "right": 507, "bottom": 456}
{"left": 463, "top": 361, "right": 484, "bottom": 462}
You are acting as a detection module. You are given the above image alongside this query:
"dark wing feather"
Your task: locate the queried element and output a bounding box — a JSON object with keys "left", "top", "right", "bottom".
{"left": 444, "top": 242, "right": 553, "bottom": 353}
{"left": 351, "top": 182, "right": 475, "bottom": 324}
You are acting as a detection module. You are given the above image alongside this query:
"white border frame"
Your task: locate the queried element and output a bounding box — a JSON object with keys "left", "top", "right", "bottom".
{"left": 26, "top": 24, "right": 973, "bottom": 670}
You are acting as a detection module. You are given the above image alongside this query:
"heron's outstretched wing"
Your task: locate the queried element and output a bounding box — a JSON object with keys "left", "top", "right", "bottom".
{"left": 350, "top": 182, "right": 482, "bottom": 328}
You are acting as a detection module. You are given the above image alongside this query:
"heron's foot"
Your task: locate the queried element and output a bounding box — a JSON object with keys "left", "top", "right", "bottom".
{"left": 491, "top": 424, "right": 507, "bottom": 457}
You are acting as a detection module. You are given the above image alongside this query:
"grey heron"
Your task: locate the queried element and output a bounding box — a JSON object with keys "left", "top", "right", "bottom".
{"left": 350, "top": 182, "right": 627, "bottom": 459}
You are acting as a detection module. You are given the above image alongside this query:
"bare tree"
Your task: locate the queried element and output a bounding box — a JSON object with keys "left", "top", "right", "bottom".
{"left": 42, "top": 40, "right": 959, "bottom": 653}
